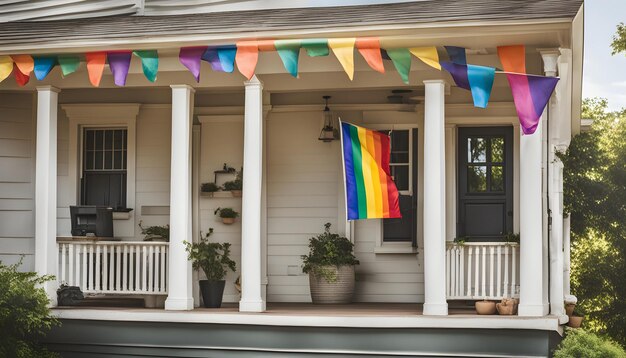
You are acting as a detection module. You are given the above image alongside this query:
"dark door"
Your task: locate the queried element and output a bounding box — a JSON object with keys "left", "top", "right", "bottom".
{"left": 458, "top": 127, "right": 513, "bottom": 241}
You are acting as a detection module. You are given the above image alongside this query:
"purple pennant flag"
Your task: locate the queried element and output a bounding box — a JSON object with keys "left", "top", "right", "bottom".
{"left": 444, "top": 46, "right": 467, "bottom": 65}
{"left": 441, "top": 61, "right": 470, "bottom": 90}
{"left": 179, "top": 47, "right": 207, "bottom": 82}
{"left": 107, "top": 51, "right": 132, "bottom": 86}
{"left": 506, "top": 73, "right": 559, "bottom": 135}
{"left": 201, "top": 48, "right": 223, "bottom": 72}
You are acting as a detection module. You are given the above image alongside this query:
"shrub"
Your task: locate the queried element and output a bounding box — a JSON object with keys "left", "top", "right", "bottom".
{"left": 138, "top": 221, "right": 169, "bottom": 241}
{"left": 553, "top": 329, "right": 626, "bottom": 358}
{"left": 301, "top": 223, "right": 359, "bottom": 283}
{"left": 0, "top": 259, "right": 59, "bottom": 358}
{"left": 184, "top": 229, "right": 236, "bottom": 281}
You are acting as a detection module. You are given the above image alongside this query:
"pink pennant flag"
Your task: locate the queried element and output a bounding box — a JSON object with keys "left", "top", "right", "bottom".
{"left": 236, "top": 41, "right": 259, "bottom": 80}
{"left": 107, "top": 51, "right": 132, "bottom": 86}
{"left": 179, "top": 47, "right": 207, "bottom": 82}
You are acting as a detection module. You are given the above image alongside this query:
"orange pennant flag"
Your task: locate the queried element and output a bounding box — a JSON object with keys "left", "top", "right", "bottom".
{"left": 497, "top": 45, "right": 526, "bottom": 74}
{"left": 236, "top": 41, "right": 259, "bottom": 80}
{"left": 85, "top": 52, "right": 106, "bottom": 87}
{"left": 257, "top": 40, "right": 276, "bottom": 52}
{"left": 10, "top": 55, "right": 34, "bottom": 75}
{"left": 13, "top": 63, "right": 29, "bottom": 86}
{"left": 356, "top": 37, "right": 385, "bottom": 73}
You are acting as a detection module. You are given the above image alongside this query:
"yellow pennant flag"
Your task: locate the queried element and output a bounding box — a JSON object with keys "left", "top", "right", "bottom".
{"left": 329, "top": 38, "right": 356, "bottom": 80}
{"left": 409, "top": 47, "right": 441, "bottom": 71}
{"left": 0, "top": 56, "right": 13, "bottom": 82}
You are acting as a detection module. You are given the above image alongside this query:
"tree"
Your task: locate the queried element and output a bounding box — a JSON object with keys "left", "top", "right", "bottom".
{"left": 611, "top": 22, "right": 626, "bottom": 55}
{"left": 0, "top": 259, "right": 59, "bottom": 357}
{"left": 559, "top": 98, "right": 626, "bottom": 347}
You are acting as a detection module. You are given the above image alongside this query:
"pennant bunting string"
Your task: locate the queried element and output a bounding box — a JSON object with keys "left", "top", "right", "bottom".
{"left": 133, "top": 50, "right": 159, "bottom": 82}
{"left": 0, "top": 56, "right": 12, "bottom": 83}
{"left": 57, "top": 55, "right": 80, "bottom": 77}
{"left": 179, "top": 47, "right": 207, "bottom": 82}
{"left": 302, "top": 39, "right": 329, "bottom": 57}
{"left": 235, "top": 41, "right": 259, "bottom": 80}
{"left": 13, "top": 63, "right": 29, "bottom": 86}
{"left": 11, "top": 55, "right": 34, "bottom": 76}
{"left": 386, "top": 48, "right": 412, "bottom": 84}
{"left": 467, "top": 64, "right": 495, "bottom": 108}
{"left": 108, "top": 51, "right": 132, "bottom": 86}
{"left": 274, "top": 40, "right": 301, "bottom": 77}
{"left": 328, "top": 38, "right": 356, "bottom": 80}
{"left": 85, "top": 52, "right": 106, "bottom": 87}
{"left": 409, "top": 47, "right": 441, "bottom": 70}
{"left": 355, "top": 37, "right": 384, "bottom": 74}
{"left": 497, "top": 45, "right": 526, "bottom": 74}
{"left": 33, "top": 57, "right": 56, "bottom": 81}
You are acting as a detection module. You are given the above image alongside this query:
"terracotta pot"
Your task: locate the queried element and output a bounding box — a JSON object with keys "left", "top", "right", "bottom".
{"left": 475, "top": 300, "right": 497, "bottom": 315}
{"left": 565, "top": 303, "right": 576, "bottom": 316}
{"left": 230, "top": 190, "right": 242, "bottom": 197}
{"left": 496, "top": 298, "right": 519, "bottom": 315}
{"left": 567, "top": 316, "right": 584, "bottom": 328}
{"left": 221, "top": 217, "right": 236, "bottom": 225}
{"left": 309, "top": 265, "right": 355, "bottom": 304}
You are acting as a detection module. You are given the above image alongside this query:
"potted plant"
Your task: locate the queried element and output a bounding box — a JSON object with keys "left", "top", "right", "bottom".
{"left": 139, "top": 221, "right": 169, "bottom": 242}
{"left": 567, "top": 306, "right": 585, "bottom": 328}
{"left": 184, "top": 228, "right": 236, "bottom": 308}
{"left": 214, "top": 207, "right": 239, "bottom": 225}
{"left": 496, "top": 297, "right": 519, "bottom": 315}
{"left": 504, "top": 232, "right": 520, "bottom": 244}
{"left": 223, "top": 170, "right": 242, "bottom": 197}
{"left": 475, "top": 299, "right": 497, "bottom": 315}
{"left": 200, "top": 182, "right": 220, "bottom": 197}
{"left": 301, "top": 223, "right": 360, "bottom": 304}
{"left": 565, "top": 295, "right": 577, "bottom": 316}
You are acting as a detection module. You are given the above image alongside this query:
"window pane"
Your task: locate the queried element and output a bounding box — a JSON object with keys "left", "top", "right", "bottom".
{"left": 95, "top": 130, "right": 104, "bottom": 150}
{"left": 391, "top": 130, "right": 409, "bottom": 151}
{"left": 114, "top": 151, "right": 122, "bottom": 170}
{"left": 105, "top": 130, "right": 113, "bottom": 150}
{"left": 104, "top": 151, "right": 113, "bottom": 170}
{"left": 491, "top": 165, "right": 504, "bottom": 191}
{"left": 391, "top": 165, "right": 409, "bottom": 191}
{"left": 467, "top": 138, "right": 486, "bottom": 163}
{"left": 85, "top": 150, "right": 94, "bottom": 170}
{"left": 114, "top": 130, "right": 124, "bottom": 150}
{"left": 467, "top": 165, "right": 487, "bottom": 192}
{"left": 85, "top": 130, "right": 95, "bottom": 151}
{"left": 391, "top": 152, "right": 409, "bottom": 163}
{"left": 123, "top": 151, "right": 127, "bottom": 170}
{"left": 94, "top": 151, "right": 103, "bottom": 170}
{"left": 491, "top": 137, "right": 504, "bottom": 163}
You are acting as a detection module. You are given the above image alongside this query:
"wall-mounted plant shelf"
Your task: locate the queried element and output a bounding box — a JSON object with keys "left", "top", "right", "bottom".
{"left": 200, "top": 191, "right": 240, "bottom": 198}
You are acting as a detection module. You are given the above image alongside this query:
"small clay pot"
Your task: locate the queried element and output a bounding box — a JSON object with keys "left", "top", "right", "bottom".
{"left": 565, "top": 303, "right": 576, "bottom": 316}
{"left": 475, "top": 300, "right": 497, "bottom": 315}
{"left": 221, "top": 217, "right": 236, "bottom": 225}
{"left": 230, "top": 190, "right": 242, "bottom": 197}
{"left": 567, "top": 316, "right": 584, "bottom": 328}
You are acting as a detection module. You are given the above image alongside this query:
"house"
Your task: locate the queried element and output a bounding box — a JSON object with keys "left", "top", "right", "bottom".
{"left": 0, "top": 1, "right": 584, "bottom": 356}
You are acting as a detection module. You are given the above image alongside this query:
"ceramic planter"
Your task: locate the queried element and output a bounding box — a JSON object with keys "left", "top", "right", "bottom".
{"left": 221, "top": 217, "right": 236, "bottom": 225}
{"left": 565, "top": 303, "right": 576, "bottom": 316}
{"left": 199, "top": 280, "right": 226, "bottom": 308}
{"left": 567, "top": 316, "right": 584, "bottom": 328}
{"left": 309, "top": 265, "right": 355, "bottom": 304}
{"left": 230, "top": 190, "right": 242, "bottom": 197}
{"left": 475, "top": 300, "right": 497, "bottom": 315}
{"left": 496, "top": 298, "right": 518, "bottom": 315}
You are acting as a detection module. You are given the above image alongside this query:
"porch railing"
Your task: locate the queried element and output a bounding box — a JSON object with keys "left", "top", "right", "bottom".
{"left": 57, "top": 241, "right": 168, "bottom": 295}
{"left": 445, "top": 242, "right": 519, "bottom": 300}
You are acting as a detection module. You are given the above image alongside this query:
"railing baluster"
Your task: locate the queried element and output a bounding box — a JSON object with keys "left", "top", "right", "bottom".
{"left": 512, "top": 245, "right": 518, "bottom": 297}
{"left": 95, "top": 245, "right": 101, "bottom": 292}
{"left": 459, "top": 246, "right": 465, "bottom": 298}
{"left": 489, "top": 246, "right": 494, "bottom": 298}
{"left": 60, "top": 244, "right": 67, "bottom": 284}
{"left": 504, "top": 245, "right": 510, "bottom": 298}
{"left": 497, "top": 246, "right": 502, "bottom": 297}
{"left": 116, "top": 245, "right": 122, "bottom": 291}
{"left": 481, "top": 246, "right": 486, "bottom": 298}
{"left": 466, "top": 246, "right": 473, "bottom": 297}
{"left": 160, "top": 245, "right": 166, "bottom": 293}
{"left": 68, "top": 244, "right": 74, "bottom": 285}
{"left": 474, "top": 246, "right": 480, "bottom": 298}
{"left": 123, "top": 245, "right": 128, "bottom": 292}
{"left": 445, "top": 246, "right": 451, "bottom": 297}
{"left": 75, "top": 244, "right": 81, "bottom": 287}
{"left": 148, "top": 246, "right": 154, "bottom": 293}
{"left": 103, "top": 245, "right": 109, "bottom": 292}
{"left": 142, "top": 246, "right": 147, "bottom": 292}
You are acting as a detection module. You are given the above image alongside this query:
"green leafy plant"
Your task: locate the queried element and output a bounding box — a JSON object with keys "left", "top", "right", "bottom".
{"left": 553, "top": 329, "right": 625, "bottom": 358}
{"left": 0, "top": 259, "right": 60, "bottom": 358}
{"left": 453, "top": 236, "right": 467, "bottom": 245}
{"left": 214, "top": 207, "right": 239, "bottom": 219}
{"left": 201, "top": 182, "right": 219, "bottom": 193}
{"left": 139, "top": 221, "right": 169, "bottom": 241}
{"left": 184, "top": 229, "right": 236, "bottom": 281}
{"left": 222, "top": 170, "right": 243, "bottom": 191}
{"left": 503, "top": 232, "right": 520, "bottom": 244}
{"left": 301, "top": 223, "right": 359, "bottom": 283}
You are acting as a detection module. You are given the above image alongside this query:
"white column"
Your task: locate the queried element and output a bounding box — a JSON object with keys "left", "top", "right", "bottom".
{"left": 518, "top": 110, "right": 549, "bottom": 317}
{"left": 35, "top": 86, "right": 60, "bottom": 306}
{"left": 239, "top": 75, "right": 265, "bottom": 312}
{"left": 165, "top": 85, "right": 195, "bottom": 310}
{"left": 422, "top": 80, "right": 448, "bottom": 316}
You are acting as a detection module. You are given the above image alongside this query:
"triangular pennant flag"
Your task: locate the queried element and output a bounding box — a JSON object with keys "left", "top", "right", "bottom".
{"left": 235, "top": 41, "right": 259, "bottom": 80}
{"left": 444, "top": 46, "right": 467, "bottom": 65}
{"left": 179, "top": 47, "right": 207, "bottom": 82}
{"left": 13, "top": 63, "right": 29, "bottom": 86}
{"left": 356, "top": 37, "right": 384, "bottom": 73}
{"left": 133, "top": 50, "right": 158, "bottom": 82}
{"left": 328, "top": 38, "right": 356, "bottom": 80}
{"left": 57, "top": 55, "right": 80, "bottom": 77}
{"left": 381, "top": 49, "right": 391, "bottom": 60}
{"left": 0, "top": 56, "right": 13, "bottom": 83}
{"left": 33, "top": 56, "right": 56, "bottom": 80}
{"left": 85, "top": 52, "right": 106, "bottom": 87}
{"left": 302, "top": 39, "right": 329, "bottom": 57}
{"left": 409, "top": 47, "right": 441, "bottom": 70}
{"left": 506, "top": 73, "right": 559, "bottom": 135}
{"left": 441, "top": 61, "right": 470, "bottom": 90}
{"left": 11, "top": 55, "right": 34, "bottom": 75}
{"left": 467, "top": 64, "right": 495, "bottom": 108}
{"left": 497, "top": 45, "right": 526, "bottom": 74}
{"left": 386, "top": 48, "right": 411, "bottom": 84}
{"left": 217, "top": 46, "right": 236, "bottom": 73}
{"left": 202, "top": 48, "right": 223, "bottom": 71}
{"left": 274, "top": 40, "right": 301, "bottom": 77}
{"left": 257, "top": 40, "right": 276, "bottom": 52}
{"left": 107, "top": 51, "right": 132, "bottom": 86}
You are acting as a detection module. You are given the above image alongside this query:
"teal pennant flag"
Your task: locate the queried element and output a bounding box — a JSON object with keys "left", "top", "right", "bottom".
{"left": 386, "top": 48, "right": 412, "bottom": 84}
{"left": 467, "top": 64, "right": 495, "bottom": 108}
{"left": 301, "top": 39, "right": 329, "bottom": 57}
{"left": 275, "top": 40, "right": 301, "bottom": 77}
{"left": 133, "top": 50, "right": 159, "bottom": 82}
{"left": 57, "top": 55, "right": 80, "bottom": 77}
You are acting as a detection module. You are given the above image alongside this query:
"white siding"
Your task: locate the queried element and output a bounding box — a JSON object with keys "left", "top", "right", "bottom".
{"left": 0, "top": 93, "right": 35, "bottom": 271}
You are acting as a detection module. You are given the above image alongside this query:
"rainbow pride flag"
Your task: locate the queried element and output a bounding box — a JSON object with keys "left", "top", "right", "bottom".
{"left": 340, "top": 121, "right": 402, "bottom": 220}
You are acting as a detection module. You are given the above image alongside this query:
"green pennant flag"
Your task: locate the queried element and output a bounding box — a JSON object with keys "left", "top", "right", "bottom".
{"left": 133, "top": 50, "right": 159, "bottom": 82}
{"left": 301, "top": 39, "right": 329, "bottom": 57}
{"left": 274, "top": 40, "right": 301, "bottom": 77}
{"left": 386, "top": 48, "right": 412, "bottom": 84}
{"left": 57, "top": 55, "right": 80, "bottom": 77}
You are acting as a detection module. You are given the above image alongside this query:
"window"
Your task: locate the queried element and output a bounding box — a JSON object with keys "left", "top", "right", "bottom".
{"left": 81, "top": 128, "right": 128, "bottom": 209}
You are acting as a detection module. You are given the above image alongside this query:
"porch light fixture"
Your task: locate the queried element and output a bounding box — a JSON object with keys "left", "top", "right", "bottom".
{"left": 318, "top": 95, "right": 339, "bottom": 142}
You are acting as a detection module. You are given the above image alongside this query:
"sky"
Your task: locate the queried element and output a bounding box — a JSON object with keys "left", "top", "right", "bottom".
{"left": 583, "top": 0, "right": 626, "bottom": 111}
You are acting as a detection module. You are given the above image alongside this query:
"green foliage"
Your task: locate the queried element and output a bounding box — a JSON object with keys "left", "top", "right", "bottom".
{"left": 503, "top": 232, "right": 520, "bottom": 244}
{"left": 553, "top": 329, "right": 626, "bottom": 358}
{"left": 213, "top": 207, "right": 239, "bottom": 219}
{"left": 301, "top": 223, "right": 359, "bottom": 283}
{"left": 138, "top": 221, "right": 169, "bottom": 241}
{"left": 611, "top": 22, "right": 626, "bottom": 55}
{"left": 201, "top": 182, "right": 219, "bottom": 193}
{"left": 222, "top": 170, "right": 243, "bottom": 191}
{"left": 559, "top": 98, "right": 626, "bottom": 347}
{"left": 0, "top": 259, "right": 59, "bottom": 358}
{"left": 453, "top": 237, "right": 466, "bottom": 245}
{"left": 184, "top": 229, "right": 236, "bottom": 281}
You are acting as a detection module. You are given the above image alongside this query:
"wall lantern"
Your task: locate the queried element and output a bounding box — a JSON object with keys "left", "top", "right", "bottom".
{"left": 318, "top": 95, "right": 339, "bottom": 142}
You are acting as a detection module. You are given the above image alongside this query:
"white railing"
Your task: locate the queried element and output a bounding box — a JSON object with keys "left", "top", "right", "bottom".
{"left": 446, "top": 242, "right": 519, "bottom": 300}
{"left": 57, "top": 241, "right": 168, "bottom": 295}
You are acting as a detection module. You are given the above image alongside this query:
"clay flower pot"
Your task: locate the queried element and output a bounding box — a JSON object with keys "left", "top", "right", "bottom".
{"left": 221, "top": 217, "right": 236, "bottom": 225}
{"left": 230, "top": 190, "right": 242, "bottom": 197}
{"left": 565, "top": 303, "right": 576, "bottom": 316}
{"left": 475, "top": 300, "right": 497, "bottom": 315}
{"left": 567, "top": 316, "right": 584, "bottom": 328}
{"left": 496, "top": 298, "right": 518, "bottom": 315}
